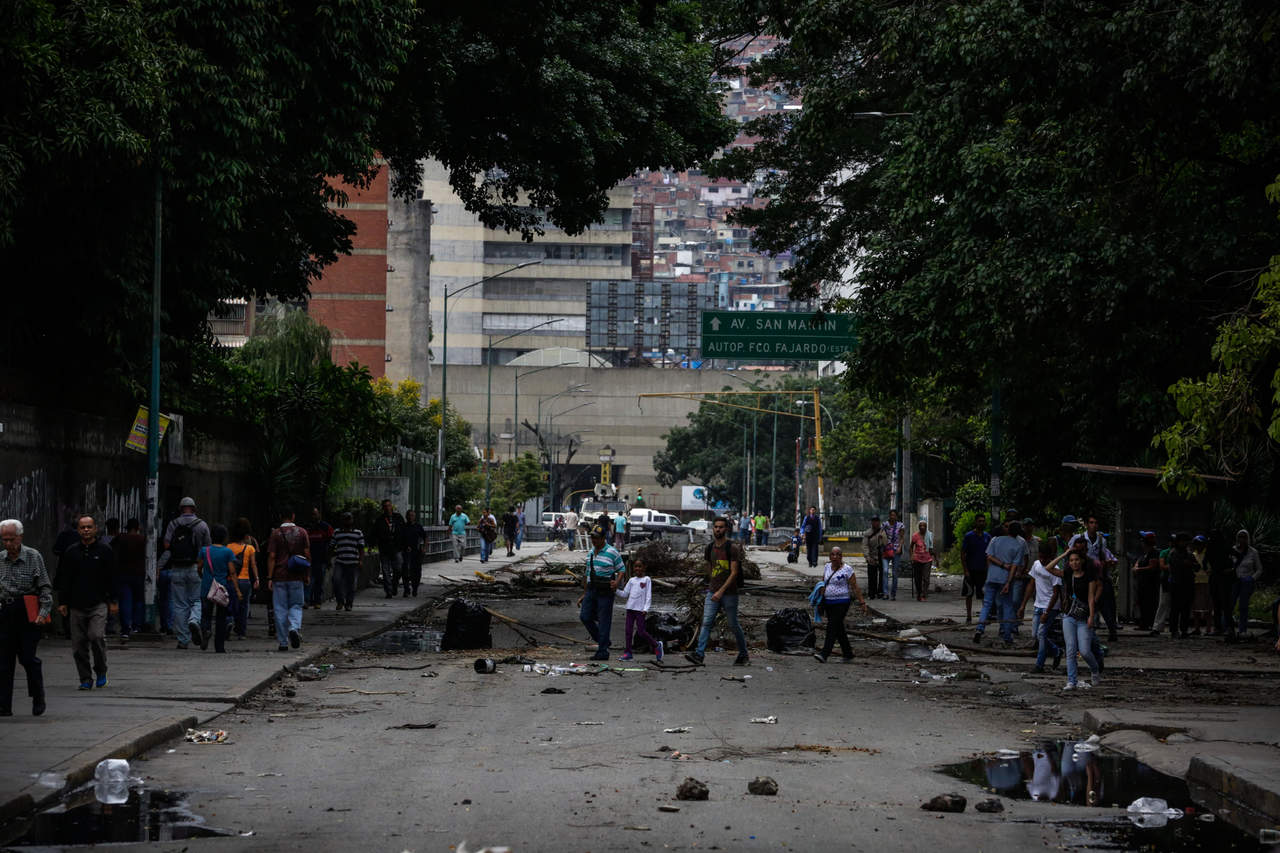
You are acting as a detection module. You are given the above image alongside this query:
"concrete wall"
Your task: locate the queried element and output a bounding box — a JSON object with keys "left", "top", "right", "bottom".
{"left": 0, "top": 403, "right": 254, "bottom": 556}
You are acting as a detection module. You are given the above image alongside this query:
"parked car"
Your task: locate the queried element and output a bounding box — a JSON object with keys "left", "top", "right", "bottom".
{"left": 627, "top": 509, "right": 688, "bottom": 543}
{"left": 684, "top": 518, "right": 712, "bottom": 533}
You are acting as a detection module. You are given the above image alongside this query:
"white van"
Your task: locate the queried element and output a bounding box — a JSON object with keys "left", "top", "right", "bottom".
{"left": 629, "top": 508, "right": 682, "bottom": 527}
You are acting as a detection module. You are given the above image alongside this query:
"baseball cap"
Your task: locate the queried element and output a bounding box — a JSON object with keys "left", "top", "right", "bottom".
{"left": 589, "top": 523, "right": 608, "bottom": 539}
{"left": 1021, "top": 517, "right": 1034, "bottom": 526}
{"left": 1060, "top": 515, "right": 1077, "bottom": 525}
{"left": 1192, "top": 534, "right": 1207, "bottom": 544}
{"left": 1139, "top": 530, "right": 1156, "bottom": 539}
{"left": 179, "top": 496, "right": 196, "bottom": 508}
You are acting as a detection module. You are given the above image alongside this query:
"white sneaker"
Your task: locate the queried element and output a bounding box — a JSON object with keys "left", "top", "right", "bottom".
{"left": 1077, "top": 680, "right": 1092, "bottom": 689}
{"left": 1062, "top": 683, "right": 1075, "bottom": 691}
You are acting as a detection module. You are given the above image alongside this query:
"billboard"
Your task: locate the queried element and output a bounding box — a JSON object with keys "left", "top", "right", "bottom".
{"left": 681, "top": 485, "right": 730, "bottom": 512}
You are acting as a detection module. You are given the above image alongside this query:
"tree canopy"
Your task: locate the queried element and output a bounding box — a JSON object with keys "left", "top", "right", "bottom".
{"left": 715, "top": 0, "right": 1280, "bottom": 509}
{"left": 1, "top": 0, "right": 734, "bottom": 400}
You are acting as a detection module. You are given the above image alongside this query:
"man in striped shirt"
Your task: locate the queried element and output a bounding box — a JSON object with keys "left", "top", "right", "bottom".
{"left": 578, "top": 523, "right": 625, "bottom": 661}
{"left": 330, "top": 513, "right": 365, "bottom": 612}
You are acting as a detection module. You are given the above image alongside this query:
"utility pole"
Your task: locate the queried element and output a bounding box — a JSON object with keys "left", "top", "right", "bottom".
{"left": 145, "top": 171, "right": 162, "bottom": 629}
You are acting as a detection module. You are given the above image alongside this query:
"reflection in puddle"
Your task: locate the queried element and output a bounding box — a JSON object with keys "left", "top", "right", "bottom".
{"left": 940, "top": 742, "right": 1265, "bottom": 851}
{"left": 3, "top": 788, "right": 233, "bottom": 847}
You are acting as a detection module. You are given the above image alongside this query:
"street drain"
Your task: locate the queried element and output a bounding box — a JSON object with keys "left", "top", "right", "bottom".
{"left": 938, "top": 741, "right": 1265, "bottom": 850}
{"left": 355, "top": 628, "right": 442, "bottom": 654}
{"left": 3, "top": 788, "right": 233, "bottom": 847}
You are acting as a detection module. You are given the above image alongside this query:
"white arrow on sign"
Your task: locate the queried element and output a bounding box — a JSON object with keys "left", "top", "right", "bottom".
{"left": 710, "top": 317, "right": 721, "bottom": 331}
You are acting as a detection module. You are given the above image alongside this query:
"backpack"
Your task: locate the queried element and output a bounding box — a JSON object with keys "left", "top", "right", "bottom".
{"left": 170, "top": 522, "right": 198, "bottom": 564}
{"left": 704, "top": 540, "right": 748, "bottom": 587}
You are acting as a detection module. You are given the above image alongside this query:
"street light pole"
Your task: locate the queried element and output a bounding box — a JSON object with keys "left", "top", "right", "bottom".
{"left": 437, "top": 260, "right": 540, "bottom": 522}
{"left": 485, "top": 318, "right": 564, "bottom": 505}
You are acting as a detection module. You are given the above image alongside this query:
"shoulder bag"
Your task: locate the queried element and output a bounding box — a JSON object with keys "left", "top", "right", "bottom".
{"left": 205, "top": 548, "right": 231, "bottom": 608}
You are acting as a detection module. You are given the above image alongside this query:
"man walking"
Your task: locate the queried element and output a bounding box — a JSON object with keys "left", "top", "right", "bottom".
{"left": 612, "top": 510, "right": 627, "bottom": 550}
{"left": 563, "top": 508, "right": 579, "bottom": 550}
{"left": 801, "top": 506, "right": 823, "bottom": 568}
{"left": 57, "top": 515, "right": 117, "bottom": 690}
{"left": 266, "top": 507, "right": 311, "bottom": 651}
{"left": 882, "top": 509, "right": 905, "bottom": 600}
{"left": 514, "top": 506, "right": 526, "bottom": 551}
{"left": 111, "top": 518, "right": 147, "bottom": 640}
{"left": 163, "top": 497, "right": 211, "bottom": 649}
{"left": 863, "top": 516, "right": 887, "bottom": 601}
{"left": 502, "top": 506, "right": 519, "bottom": 557}
{"left": 0, "top": 519, "right": 52, "bottom": 716}
{"left": 373, "top": 499, "right": 405, "bottom": 598}
{"left": 754, "top": 511, "right": 770, "bottom": 546}
{"left": 579, "top": 522, "right": 625, "bottom": 660}
{"left": 330, "top": 513, "right": 364, "bottom": 612}
{"left": 305, "top": 507, "right": 333, "bottom": 609}
{"left": 478, "top": 507, "right": 498, "bottom": 563}
{"left": 1071, "top": 515, "right": 1119, "bottom": 642}
{"left": 960, "top": 513, "right": 991, "bottom": 624}
{"left": 976, "top": 520, "right": 1027, "bottom": 647}
{"left": 738, "top": 513, "right": 753, "bottom": 543}
{"left": 686, "top": 516, "right": 750, "bottom": 666}
{"left": 448, "top": 505, "right": 469, "bottom": 562}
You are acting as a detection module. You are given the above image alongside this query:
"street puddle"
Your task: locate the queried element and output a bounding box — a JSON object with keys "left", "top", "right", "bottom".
{"left": 939, "top": 742, "right": 1265, "bottom": 850}
{"left": 354, "top": 628, "right": 442, "bottom": 654}
{"left": 3, "top": 788, "right": 234, "bottom": 846}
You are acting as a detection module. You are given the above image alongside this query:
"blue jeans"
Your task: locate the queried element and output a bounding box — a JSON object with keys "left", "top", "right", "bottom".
{"left": 579, "top": 587, "right": 616, "bottom": 654}
{"left": 515, "top": 529, "right": 524, "bottom": 550}
{"left": 114, "top": 576, "right": 145, "bottom": 635}
{"left": 1034, "top": 607, "right": 1060, "bottom": 669}
{"left": 308, "top": 559, "right": 328, "bottom": 605}
{"left": 695, "top": 592, "right": 748, "bottom": 656}
{"left": 881, "top": 556, "right": 898, "bottom": 598}
{"left": 234, "top": 579, "right": 253, "bottom": 636}
{"left": 332, "top": 561, "right": 358, "bottom": 608}
{"left": 480, "top": 537, "right": 493, "bottom": 562}
{"left": 157, "top": 568, "right": 172, "bottom": 630}
{"left": 272, "top": 580, "right": 305, "bottom": 645}
{"left": 1061, "top": 613, "right": 1100, "bottom": 685}
{"left": 1232, "top": 577, "right": 1255, "bottom": 635}
{"left": 1009, "top": 579, "right": 1027, "bottom": 633}
{"left": 168, "top": 566, "right": 201, "bottom": 645}
{"left": 976, "top": 580, "right": 1013, "bottom": 642}
{"left": 380, "top": 552, "right": 402, "bottom": 597}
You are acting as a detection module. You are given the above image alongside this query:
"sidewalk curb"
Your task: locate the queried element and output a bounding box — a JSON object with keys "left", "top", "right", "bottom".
{"left": 1187, "top": 754, "right": 1280, "bottom": 833}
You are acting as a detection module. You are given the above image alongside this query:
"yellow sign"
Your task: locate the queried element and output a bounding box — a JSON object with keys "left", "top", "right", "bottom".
{"left": 600, "top": 461, "right": 612, "bottom": 484}
{"left": 125, "top": 407, "right": 172, "bottom": 454}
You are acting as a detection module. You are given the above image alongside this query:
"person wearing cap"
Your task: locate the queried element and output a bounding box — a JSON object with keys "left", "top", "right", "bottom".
{"left": 578, "top": 523, "right": 625, "bottom": 660}
{"left": 163, "top": 497, "right": 212, "bottom": 650}
{"left": 1055, "top": 515, "right": 1079, "bottom": 552}
{"left": 1131, "top": 531, "right": 1161, "bottom": 631}
{"left": 1228, "top": 529, "right": 1263, "bottom": 639}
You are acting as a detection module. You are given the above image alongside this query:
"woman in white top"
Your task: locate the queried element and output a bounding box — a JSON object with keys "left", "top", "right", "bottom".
{"left": 814, "top": 547, "right": 869, "bottom": 663}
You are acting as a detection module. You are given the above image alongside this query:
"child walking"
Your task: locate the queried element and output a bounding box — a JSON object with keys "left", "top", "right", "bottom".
{"left": 616, "top": 559, "right": 663, "bottom": 662}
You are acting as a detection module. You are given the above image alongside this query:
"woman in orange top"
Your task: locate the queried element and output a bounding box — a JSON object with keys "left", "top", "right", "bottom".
{"left": 909, "top": 520, "right": 937, "bottom": 602}
{"left": 228, "top": 517, "right": 260, "bottom": 639}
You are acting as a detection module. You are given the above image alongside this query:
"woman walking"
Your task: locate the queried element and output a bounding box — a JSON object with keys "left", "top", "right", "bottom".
{"left": 813, "top": 547, "right": 869, "bottom": 662}
{"left": 1043, "top": 548, "right": 1102, "bottom": 691}
{"left": 227, "top": 518, "right": 259, "bottom": 639}
{"left": 909, "top": 520, "right": 936, "bottom": 601}
{"left": 198, "top": 525, "right": 239, "bottom": 653}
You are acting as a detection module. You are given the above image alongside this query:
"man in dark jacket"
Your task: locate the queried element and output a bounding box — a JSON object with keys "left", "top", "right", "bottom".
{"left": 372, "top": 499, "right": 405, "bottom": 599}
{"left": 57, "top": 515, "right": 117, "bottom": 690}
{"left": 801, "top": 506, "right": 823, "bottom": 568}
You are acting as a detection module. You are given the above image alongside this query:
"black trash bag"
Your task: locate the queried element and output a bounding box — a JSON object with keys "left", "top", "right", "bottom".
{"left": 440, "top": 598, "right": 492, "bottom": 651}
{"left": 766, "top": 607, "right": 815, "bottom": 653}
{"left": 633, "top": 611, "right": 690, "bottom": 654}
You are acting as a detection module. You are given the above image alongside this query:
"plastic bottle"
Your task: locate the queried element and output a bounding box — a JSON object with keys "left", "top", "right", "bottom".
{"left": 93, "top": 759, "right": 131, "bottom": 804}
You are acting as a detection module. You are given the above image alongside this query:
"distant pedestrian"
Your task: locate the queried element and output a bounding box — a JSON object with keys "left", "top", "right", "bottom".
{"left": 305, "top": 507, "right": 334, "bottom": 609}
{"left": 738, "top": 513, "right": 752, "bottom": 543}
{"left": 615, "top": 558, "right": 661, "bottom": 662}
{"left": 448, "top": 505, "right": 469, "bottom": 562}
{"left": 1021, "top": 539, "right": 1063, "bottom": 673}
{"left": 515, "top": 507, "right": 526, "bottom": 551}
{"left": 685, "top": 516, "right": 749, "bottom": 666}
{"left": 502, "top": 507, "right": 519, "bottom": 557}
{"left": 786, "top": 527, "right": 802, "bottom": 563}
{"left": 563, "top": 509, "right": 579, "bottom": 550}
{"left": 1166, "top": 533, "right": 1196, "bottom": 639}
{"left": 976, "top": 521, "right": 1026, "bottom": 647}
{"left": 960, "top": 513, "right": 991, "bottom": 623}
{"left": 909, "top": 519, "right": 936, "bottom": 602}
{"left": 612, "top": 510, "right": 627, "bottom": 550}
{"left": 402, "top": 509, "right": 425, "bottom": 596}
{"left": 1014, "top": 519, "right": 1040, "bottom": 638}
{"left": 863, "top": 516, "right": 887, "bottom": 601}
{"left": 198, "top": 525, "right": 238, "bottom": 653}
{"left": 813, "top": 546, "right": 869, "bottom": 663}
{"left": 579, "top": 523, "right": 625, "bottom": 661}
{"left": 1130, "top": 531, "right": 1161, "bottom": 631}
{"left": 331, "top": 513, "right": 364, "bottom": 611}
{"left": 163, "top": 497, "right": 212, "bottom": 649}
{"left": 57, "top": 515, "right": 117, "bottom": 689}
{"left": 882, "top": 509, "right": 905, "bottom": 601}
{"left": 111, "top": 518, "right": 147, "bottom": 640}
{"left": 1070, "top": 515, "right": 1118, "bottom": 641}
{"left": 372, "top": 499, "right": 405, "bottom": 598}
{"left": 754, "top": 511, "right": 769, "bottom": 546}
{"left": 1228, "top": 529, "right": 1263, "bottom": 639}
{"left": 0, "top": 519, "right": 52, "bottom": 717}
{"left": 1190, "top": 535, "right": 1213, "bottom": 635}
{"left": 478, "top": 508, "right": 498, "bottom": 563}
{"left": 1150, "top": 534, "right": 1175, "bottom": 635}
{"left": 227, "top": 518, "right": 260, "bottom": 638}
{"left": 801, "top": 506, "right": 822, "bottom": 568}
{"left": 266, "top": 507, "right": 311, "bottom": 651}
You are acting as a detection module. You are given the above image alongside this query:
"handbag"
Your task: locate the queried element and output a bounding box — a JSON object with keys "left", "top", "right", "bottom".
{"left": 205, "top": 547, "right": 231, "bottom": 607}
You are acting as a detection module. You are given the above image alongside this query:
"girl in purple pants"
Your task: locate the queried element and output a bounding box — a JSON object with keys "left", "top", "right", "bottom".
{"left": 615, "top": 560, "right": 663, "bottom": 662}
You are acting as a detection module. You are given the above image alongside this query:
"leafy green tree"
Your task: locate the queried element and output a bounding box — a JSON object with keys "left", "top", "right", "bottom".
{"left": 2, "top": 0, "right": 733, "bottom": 402}
{"left": 486, "top": 453, "right": 545, "bottom": 516}
{"left": 715, "top": 0, "right": 1280, "bottom": 511}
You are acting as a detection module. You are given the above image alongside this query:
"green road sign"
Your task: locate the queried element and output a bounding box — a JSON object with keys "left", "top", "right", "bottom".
{"left": 700, "top": 311, "right": 856, "bottom": 361}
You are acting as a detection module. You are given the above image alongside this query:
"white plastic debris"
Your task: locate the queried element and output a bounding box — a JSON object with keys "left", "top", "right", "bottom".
{"left": 1127, "top": 797, "right": 1184, "bottom": 829}
{"left": 918, "top": 669, "right": 957, "bottom": 681}
{"left": 898, "top": 628, "right": 923, "bottom": 639}
{"left": 930, "top": 643, "right": 960, "bottom": 663}
{"left": 750, "top": 716, "right": 778, "bottom": 724}
{"left": 93, "top": 759, "right": 131, "bottom": 804}
{"left": 664, "top": 726, "right": 692, "bottom": 733}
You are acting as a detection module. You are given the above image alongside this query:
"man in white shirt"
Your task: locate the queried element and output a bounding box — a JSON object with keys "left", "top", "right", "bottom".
{"left": 1019, "top": 539, "right": 1063, "bottom": 672}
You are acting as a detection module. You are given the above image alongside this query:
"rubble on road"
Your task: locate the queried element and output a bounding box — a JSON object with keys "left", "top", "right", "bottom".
{"left": 921, "top": 793, "right": 966, "bottom": 812}
{"left": 676, "top": 778, "right": 709, "bottom": 801}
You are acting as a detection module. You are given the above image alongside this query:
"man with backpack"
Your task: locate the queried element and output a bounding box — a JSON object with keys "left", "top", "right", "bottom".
{"left": 162, "top": 497, "right": 211, "bottom": 650}
{"left": 266, "top": 507, "right": 311, "bottom": 651}
{"left": 685, "top": 516, "right": 750, "bottom": 666}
